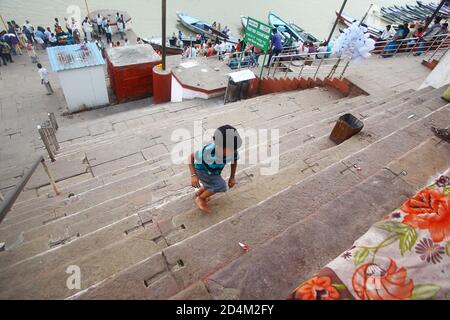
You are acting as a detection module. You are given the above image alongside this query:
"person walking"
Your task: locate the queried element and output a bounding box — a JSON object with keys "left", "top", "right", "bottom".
{"left": 64, "top": 17, "right": 73, "bottom": 35}
{"left": 37, "top": 63, "right": 54, "bottom": 95}
{"left": 96, "top": 14, "right": 104, "bottom": 35}
{"left": 0, "top": 40, "right": 14, "bottom": 65}
{"left": 105, "top": 23, "right": 112, "bottom": 44}
{"left": 24, "top": 20, "right": 36, "bottom": 42}
{"left": 266, "top": 28, "right": 283, "bottom": 67}
{"left": 82, "top": 18, "right": 93, "bottom": 42}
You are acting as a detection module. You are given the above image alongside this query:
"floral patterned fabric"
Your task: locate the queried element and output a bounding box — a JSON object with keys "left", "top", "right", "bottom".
{"left": 290, "top": 172, "right": 450, "bottom": 300}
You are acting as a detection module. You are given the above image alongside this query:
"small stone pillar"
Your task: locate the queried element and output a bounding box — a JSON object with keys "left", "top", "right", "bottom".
{"left": 152, "top": 65, "right": 172, "bottom": 104}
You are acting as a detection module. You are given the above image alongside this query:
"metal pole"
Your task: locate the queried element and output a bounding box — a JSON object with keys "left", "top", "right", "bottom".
{"left": 259, "top": 51, "right": 267, "bottom": 78}
{"left": 423, "top": 0, "right": 446, "bottom": 32}
{"left": 339, "top": 60, "right": 350, "bottom": 79}
{"left": 38, "top": 125, "right": 55, "bottom": 162}
{"left": 40, "top": 159, "right": 61, "bottom": 196}
{"left": 48, "top": 113, "right": 59, "bottom": 130}
{"left": 0, "top": 156, "right": 44, "bottom": 224}
{"left": 0, "top": 15, "right": 8, "bottom": 30}
{"left": 313, "top": 57, "right": 325, "bottom": 79}
{"left": 84, "top": 0, "right": 90, "bottom": 18}
{"left": 359, "top": 3, "right": 374, "bottom": 26}
{"left": 327, "top": 0, "right": 348, "bottom": 45}
{"left": 162, "top": 0, "right": 167, "bottom": 70}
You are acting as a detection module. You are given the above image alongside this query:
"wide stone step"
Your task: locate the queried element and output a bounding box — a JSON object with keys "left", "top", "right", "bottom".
{"left": 69, "top": 105, "right": 449, "bottom": 300}
{"left": 56, "top": 89, "right": 348, "bottom": 166}
{"left": 0, "top": 93, "right": 448, "bottom": 300}
{"left": 0, "top": 88, "right": 426, "bottom": 257}
{"left": 2, "top": 92, "right": 373, "bottom": 222}
{"left": 0, "top": 88, "right": 437, "bottom": 269}
{"left": 0, "top": 87, "right": 427, "bottom": 226}
{"left": 197, "top": 136, "right": 450, "bottom": 300}
{"left": 57, "top": 88, "right": 346, "bottom": 156}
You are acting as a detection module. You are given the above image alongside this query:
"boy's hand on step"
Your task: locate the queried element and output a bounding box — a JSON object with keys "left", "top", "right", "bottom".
{"left": 191, "top": 176, "right": 201, "bottom": 188}
{"left": 228, "top": 177, "right": 236, "bottom": 189}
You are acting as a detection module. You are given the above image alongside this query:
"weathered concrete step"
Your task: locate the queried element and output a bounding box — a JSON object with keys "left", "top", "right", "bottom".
{"left": 4, "top": 92, "right": 372, "bottom": 219}
{"left": 57, "top": 87, "right": 346, "bottom": 155}
{"left": 0, "top": 90, "right": 428, "bottom": 290}
{"left": 0, "top": 88, "right": 424, "bottom": 252}
{"left": 197, "top": 136, "right": 450, "bottom": 300}
{"left": 70, "top": 105, "right": 449, "bottom": 300}
{"left": 142, "top": 93, "right": 449, "bottom": 248}
{"left": 48, "top": 90, "right": 406, "bottom": 192}
{"left": 56, "top": 88, "right": 414, "bottom": 166}
{"left": 2, "top": 101, "right": 448, "bottom": 298}
{"left": 56, "top": 98, "right": 224, "bottom": 145}
{"left": 56, "top": 89, "right": 348, "bottom": 163}
{"left": 0, "top": 88, "right": 435, "bottom": 255}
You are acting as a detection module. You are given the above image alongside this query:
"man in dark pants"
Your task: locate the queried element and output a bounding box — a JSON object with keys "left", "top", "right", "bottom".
{"left": 266, "top": 28, "right": 283, "bottom": 67}
{"left": 0, "top": 40, "right": 13, "bottom": 65}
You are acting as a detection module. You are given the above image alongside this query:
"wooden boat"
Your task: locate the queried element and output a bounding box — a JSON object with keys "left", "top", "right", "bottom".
{"left": 240, "top": 15, "right": 249, "bottom": 30}
{"left": 142, "top": 37, "right": 183, "bottom": 55}
{"left": 290, "top": 23, "right": 319, "bottom": 43}
{"left": 176, "top": 11, "right": 236, "bottom": 43}
{"left": 268, "top": 12, "right": 319, "bottom": 44}
{"left": 89, "top": 9, "right": 132, "bottom": 27}
{"left": 336, "top": 12, "right": 384, "bottom": 40}
{"left": 417, "top": 1, "right": 450, "bottom": 15}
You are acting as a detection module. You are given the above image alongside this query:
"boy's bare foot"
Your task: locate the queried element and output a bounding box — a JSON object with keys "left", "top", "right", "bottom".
{"left": 195, "top": 197, "right": 211, "bottom": 213}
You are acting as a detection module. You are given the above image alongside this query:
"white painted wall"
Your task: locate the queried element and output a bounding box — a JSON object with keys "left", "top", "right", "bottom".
{"left": 171, "top": 75, "right": 225, "bottom": 102}
{"left": 171, "top": 75, "right": 183, "bottom": 102}
{"left": 420, "top": 50, "right": 450, "bottom": 89}
{"left": 58, "top": 65, "right": 109, "bottom": 113}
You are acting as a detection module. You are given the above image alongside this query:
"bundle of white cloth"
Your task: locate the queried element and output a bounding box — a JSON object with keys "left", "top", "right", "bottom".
{"left": 332, "top": 22, "right": 375, "bottom": 62}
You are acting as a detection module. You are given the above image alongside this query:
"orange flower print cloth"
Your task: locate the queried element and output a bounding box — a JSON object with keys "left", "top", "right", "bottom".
{"left": 290, "top": 172, "right": 450, "bottom": 300}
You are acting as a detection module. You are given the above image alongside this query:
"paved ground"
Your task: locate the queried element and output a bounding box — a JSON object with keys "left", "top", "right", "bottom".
{"left": 345, "top": 55, "right": 432, "bottom": 96}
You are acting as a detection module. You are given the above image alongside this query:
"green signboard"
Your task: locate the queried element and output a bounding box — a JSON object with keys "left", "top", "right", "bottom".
{"left": 244, "top": 17, "right": 272, "bottom": 52}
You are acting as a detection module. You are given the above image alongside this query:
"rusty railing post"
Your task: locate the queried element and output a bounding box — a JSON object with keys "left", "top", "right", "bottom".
{"left": 40, "top": 159, "right": 61, "bottom": 196}
{"left": 38, "top": 125, "right": 55, "bottom": 162}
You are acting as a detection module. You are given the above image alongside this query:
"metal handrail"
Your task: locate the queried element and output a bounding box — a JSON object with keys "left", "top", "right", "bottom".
{"left": 267, "top": 51, "right": 342, "bottom": 79}
{"left": 38, "top": 112, "right": 60, "bottom": 162}
{"left": 0, "top": 156, "right": 60, "bottom": 224}
{"left": 370, "top": 33, "right": 450, "bottom": 58}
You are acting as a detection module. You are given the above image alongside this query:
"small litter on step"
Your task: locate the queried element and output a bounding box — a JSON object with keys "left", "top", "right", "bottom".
{"left": 239, "top": 242, "right": 249, "bottom": 251}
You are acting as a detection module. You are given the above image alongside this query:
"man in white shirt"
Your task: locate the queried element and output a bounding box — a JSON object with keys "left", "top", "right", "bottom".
{"left": 49, "top": 33, "right": 58, "bottom": 46}
{"left": 24, "top": 20, "right": 34, "bottom": 33}
{"left": 96, "top": 14, "right": 104, "bottom": 35}
{"left": 82, "top": 18, "right": 93, "bottom": 42}
{"left": 44, "top": 27, "right": 52, "bottom": 42}
{"left": 37, "top": 63, "right": 53, "bottom": 95}
{"left": 189, "top": 46, "right": 197, "bottom": 58}
{"left": 379, "top": 25, "right": 395, "bottom": 41}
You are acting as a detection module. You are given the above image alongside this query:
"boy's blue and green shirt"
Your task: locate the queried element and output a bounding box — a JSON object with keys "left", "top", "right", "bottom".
{"left": 194, "top": 143, "right": 239, "bottom": 175}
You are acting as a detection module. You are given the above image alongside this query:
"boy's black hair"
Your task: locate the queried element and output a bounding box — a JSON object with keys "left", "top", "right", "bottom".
{"left": 213, "top": 125, "right": 242, "bottom": 151}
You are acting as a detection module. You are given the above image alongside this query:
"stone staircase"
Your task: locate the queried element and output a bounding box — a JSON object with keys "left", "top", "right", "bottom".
{"left": 0, "top": 84, "right": 449, "bottom": 299}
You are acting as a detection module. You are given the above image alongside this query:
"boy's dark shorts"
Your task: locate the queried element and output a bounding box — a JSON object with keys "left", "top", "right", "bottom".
{"left": 195, "top": 168, "right": 227, "bottom": 193}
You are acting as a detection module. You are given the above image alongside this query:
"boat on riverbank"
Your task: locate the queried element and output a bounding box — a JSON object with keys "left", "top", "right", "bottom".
{"left": 289, "top": 23, "right": 319, "bottom": 43}
{"left": 336, "top": 12, "right": 384, "bottom": 40}
{"left": 268, "top": 12, "right": 319, "bottom": 44}
{"left": 142, "top": 37, "right": 183, "bottom": 55}
{"left": 176, "top": 11, "right": 236, "bottom": 43}
{"left": 240, "top": 15, "right": 249, "bottom": 30}
{"left": 88, "top": 9, "right": 132, "bottom": 31}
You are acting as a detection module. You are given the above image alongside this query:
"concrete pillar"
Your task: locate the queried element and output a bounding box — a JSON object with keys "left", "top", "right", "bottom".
{"left": 152, "top": 66, "right": 172, "bottom": 104}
